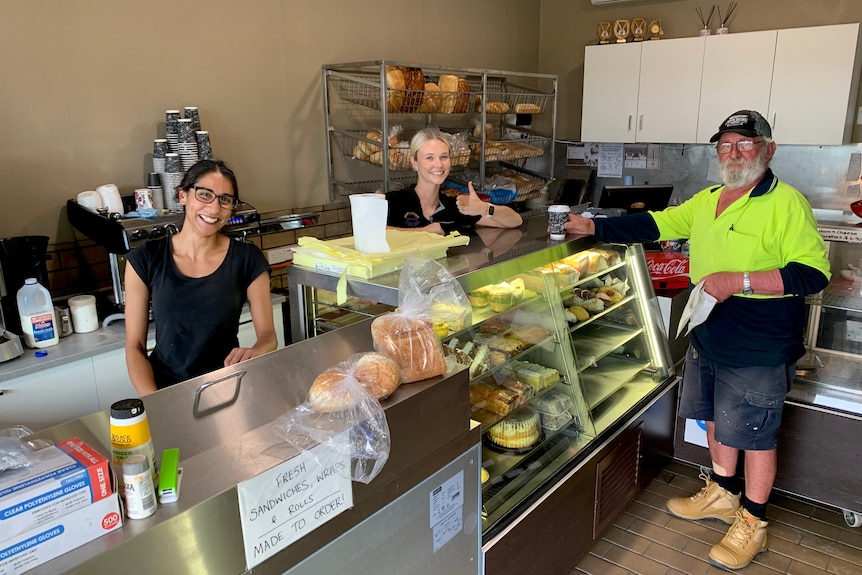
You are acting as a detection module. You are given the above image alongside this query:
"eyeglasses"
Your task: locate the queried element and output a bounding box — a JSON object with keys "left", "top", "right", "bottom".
{"left": 715, "top": 139, "right": 761, "bottom": 154}
{"left": 191, "top": 186, "right": 238, "bottom": 208}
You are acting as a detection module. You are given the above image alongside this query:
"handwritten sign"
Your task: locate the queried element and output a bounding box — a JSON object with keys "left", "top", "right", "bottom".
{"left": 818, "top": 225, "right": 862, "bottom": 244}
{"left": 237, "top": 435, "right": 353, "bottom": 570}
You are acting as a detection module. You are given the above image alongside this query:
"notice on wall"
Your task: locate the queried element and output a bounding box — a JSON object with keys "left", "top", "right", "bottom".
{"left": 237, "top": 434, "right": 353, "bottom": 570}
{"left": 624, "top": 144, "right": 648, "bottom": 169}
{"left": 597, "top": 143, "right": 624, "bottom": 177}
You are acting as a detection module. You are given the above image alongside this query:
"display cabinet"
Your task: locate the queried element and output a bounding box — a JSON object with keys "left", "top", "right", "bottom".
{"left": 322, "top": 61, "right": 557, "bottom": 202}
{"left": 288, "top": 216, "right": 677, "bottom": 547}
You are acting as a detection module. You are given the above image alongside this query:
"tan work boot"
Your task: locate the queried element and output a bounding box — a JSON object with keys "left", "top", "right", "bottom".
{"left": 709, "top": 508, "right": 769, "bottom": 570}
{"left": 666, "top": 473, "right": 741, "bottom": 524}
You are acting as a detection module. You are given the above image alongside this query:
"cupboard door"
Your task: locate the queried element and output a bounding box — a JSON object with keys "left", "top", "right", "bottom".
{"left": 697, "top": 30, "right": 777, "bottom": 143}
{"left": 582, "top": 43, "right": 641, "bottom": 143}
{"left": 0, "top": 358, "right": 99, "bottom": 431}
{"left": 636, "top": 37, "right": 705, "bottom": 143}
{"left": 769, "top": 23, "right": 862, "bottom": 145}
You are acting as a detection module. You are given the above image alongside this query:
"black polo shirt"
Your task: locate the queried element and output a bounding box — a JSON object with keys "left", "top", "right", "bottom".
{"left": 385, "top": 184, "right": 481, "bottom": 234}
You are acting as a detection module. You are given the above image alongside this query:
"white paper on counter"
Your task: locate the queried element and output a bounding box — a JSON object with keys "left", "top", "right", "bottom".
{"left": 350, "top": 193, "right": 390, "bottom": 253}
{"left": 237, "top": 433, "right": 353, "bottom": 570}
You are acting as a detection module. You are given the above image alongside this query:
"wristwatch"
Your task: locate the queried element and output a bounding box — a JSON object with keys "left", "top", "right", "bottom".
{"left": 486, "top": 204, "right": 495, "bottom": 217}
{"left": 742, "top": 272, "right": 753, "bottom": 295}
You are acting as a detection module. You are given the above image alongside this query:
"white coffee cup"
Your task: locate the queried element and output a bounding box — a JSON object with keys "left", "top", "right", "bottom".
{"left": 548, "top": 205, "right": 570, "bottom": 240}
{"left": 77, "top": 191, "right": 103, "bottom": 212}
{"left": 96, "top": 184, "right": 124, "bottom": 215}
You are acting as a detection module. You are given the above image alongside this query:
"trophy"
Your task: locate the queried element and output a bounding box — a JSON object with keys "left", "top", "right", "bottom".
{"left": 613, "top": 20, "right": 630, "bottom": 43}
{"left": 597, "top": 21, "right": 612, "bottom": 44}
{"left": 649, "top": 19, "right": 664, "bottom": 41}
{"left": 632, "top": 17, "right": 647, "bottom": 41}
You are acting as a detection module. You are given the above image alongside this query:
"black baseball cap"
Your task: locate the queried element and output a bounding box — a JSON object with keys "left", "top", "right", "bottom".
{"left": 709, "top": 110, "right": 772, "bottom": 142}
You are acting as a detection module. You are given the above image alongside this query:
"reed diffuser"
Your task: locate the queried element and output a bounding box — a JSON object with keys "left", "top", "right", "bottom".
{"left": 696, "top": 5, "right": 716, "bottom": 36}
{"left": 716, "top": 2, "right": 737, "bottom": 35}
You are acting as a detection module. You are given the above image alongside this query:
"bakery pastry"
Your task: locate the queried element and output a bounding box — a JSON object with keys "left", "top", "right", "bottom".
{"left": 469, "top": 382, "right": 522, "bottom": 415}
{"left": 487, "top": 406, "right": 541, "bottom": 449}
{"left": 352, "top": 352, "right": 403, "bottom": 399}
{"left": 514, "top": 103, "right": 541, "bottom": 114}
{"left": 371, "top": 314, "right": 447, "bottom": 383}
{"left": 307, "top": 352, "right": 402, "bottom": 412}
{"left": 308, "top": 367, "right": 356, "bottom": 412}
{"left": 418, "top": 82, "right": 441, "bottom": 113}
{"left": 400, "top": 66, "right": 425, "bottom": 113}
{"left": 438, "top": 74, "right": 459, "bottom": 113}
{"left": 454, "top": 78, "right": 471, "bottom": 113}
{"left": 385, "top": 67, "right": 405, "bottom": 113}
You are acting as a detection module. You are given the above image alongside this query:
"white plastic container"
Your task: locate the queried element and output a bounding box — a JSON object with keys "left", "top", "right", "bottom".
{"left": 68, "top": 294, "right": 99, "bottom": 333}
{"left": 17, "top": 278, "right": 59, "bottom": 348}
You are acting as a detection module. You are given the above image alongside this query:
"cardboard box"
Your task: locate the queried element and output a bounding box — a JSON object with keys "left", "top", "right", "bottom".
{"left": 645, "top": 251, "right": 690, "bottom": 290}
{"left": 0, "top": 438, "right": 112, "bottom": 543}
{"left": 0, "top": 493, "right": 122, "bottom": 575}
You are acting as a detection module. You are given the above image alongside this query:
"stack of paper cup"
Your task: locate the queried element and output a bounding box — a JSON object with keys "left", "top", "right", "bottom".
{"left": 153, "top": 139, "right": 168, "bottom": 173}
{"left": 165, "top": 110, "right": 180, "bottom": 153}
{"left": 96, "top": 184, "right": 124, "bottom": 215}
{"left": 162, "top": 154, "right": 184, "bottom": 212}
{"left": 184, "top": 106, "right": 201, "bottom": 131}
{"left": 196, "top": 131, "right": 213, "bottom": 161}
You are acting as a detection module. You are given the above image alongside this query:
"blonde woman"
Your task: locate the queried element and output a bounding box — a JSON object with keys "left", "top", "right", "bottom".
{"left": 386, "top": 127, "right": 522, "bottom": 234}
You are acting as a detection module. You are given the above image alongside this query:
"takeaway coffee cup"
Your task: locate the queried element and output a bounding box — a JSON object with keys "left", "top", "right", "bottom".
{"left": 548, "top": 205, "right": 570, "bottom": 240}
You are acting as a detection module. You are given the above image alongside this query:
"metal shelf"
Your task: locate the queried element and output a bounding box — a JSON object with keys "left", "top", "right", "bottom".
{"left": 581, "top": 355, "right": 651, "bottom": 410}
{"left": 571, "top": 321, "right": 645, "bottom": 373}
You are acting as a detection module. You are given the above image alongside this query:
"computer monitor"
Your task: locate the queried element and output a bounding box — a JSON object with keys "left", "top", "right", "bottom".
{"left": 598, "top": 184, "right": 674, "bottom": 214}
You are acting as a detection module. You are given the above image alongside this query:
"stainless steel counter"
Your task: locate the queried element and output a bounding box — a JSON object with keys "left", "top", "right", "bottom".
{"left": 25, "top": 316, "right": 478, "bottom": 574}
{"left": 0, "top": 293, "right": 285, "bottom": 381}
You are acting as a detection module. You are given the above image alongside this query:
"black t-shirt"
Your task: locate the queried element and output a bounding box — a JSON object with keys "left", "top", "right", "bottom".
{"left": 386, "top": 184, "right": 481, "bottom": 234}
{"left": 126, "top": 236, "right": 270, "bottom": 389}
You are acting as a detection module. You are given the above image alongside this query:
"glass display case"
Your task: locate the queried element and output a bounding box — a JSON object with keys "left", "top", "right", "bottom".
{"left": 288, "top": 217, "right": 676, "bottom": 540}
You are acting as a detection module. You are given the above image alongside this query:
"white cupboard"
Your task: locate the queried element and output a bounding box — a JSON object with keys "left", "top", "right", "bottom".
{"left": 768, "top": 23, "right": 862, "bottom": 145}
{"left": 696, "top": 30, "right": 777, "bottom": 143}
{"left": 584, "top": 23, "right": 862, "bottom": 146}
{"left": 582, "top": 38, "right": 705, "bottom": 143}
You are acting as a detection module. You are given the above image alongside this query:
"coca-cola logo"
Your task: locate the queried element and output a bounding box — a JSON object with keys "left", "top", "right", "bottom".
{"left": 648, "top": 258, "right": 689, "bottom": 276}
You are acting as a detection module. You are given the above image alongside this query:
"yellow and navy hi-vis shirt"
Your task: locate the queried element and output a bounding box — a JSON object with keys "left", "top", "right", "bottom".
{"left": 593, "top": 169, "right": 830, "bottom": 367}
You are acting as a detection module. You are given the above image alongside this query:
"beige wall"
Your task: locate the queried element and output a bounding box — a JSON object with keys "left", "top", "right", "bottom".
{"left": 0, "top": 0, "right": 541, "bottom": 242}
{"left": 539, "top": 0, "right": 862, "bottom": 140}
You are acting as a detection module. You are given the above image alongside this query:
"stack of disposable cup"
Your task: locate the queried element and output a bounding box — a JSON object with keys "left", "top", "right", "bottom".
{"left": 196, "top": 131, "right": 213, "bottom": 161}
{"left": 96, "top": 184, "right": 124, "bottom": 215}
{"left": 153, "top": 139, "right": 168, "bottom": 173}
{"left": 184, "top": 106, "right": 201, "bottom": 132}
{"left": 162, "top": 153, "right": 184, "bottom": 212}
{"left": 176, "top": 119, "right": 199, "bottom": 170}
{"left": 165, "top": 110, "right": 180, "bottom": 153}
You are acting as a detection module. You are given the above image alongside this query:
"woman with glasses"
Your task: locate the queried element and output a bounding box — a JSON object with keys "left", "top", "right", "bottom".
{"left": 124, "top": 159, "right": 277, "bottom": 395}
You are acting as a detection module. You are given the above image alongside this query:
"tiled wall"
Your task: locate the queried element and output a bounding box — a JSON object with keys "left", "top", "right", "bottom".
{"left": 48, "top": 201, "right": 353, "bottom": 300}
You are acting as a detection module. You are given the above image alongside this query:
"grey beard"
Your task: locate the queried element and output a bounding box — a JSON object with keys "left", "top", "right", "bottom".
{"left": 720, "top": 150, "right": 768, "bottom": 189}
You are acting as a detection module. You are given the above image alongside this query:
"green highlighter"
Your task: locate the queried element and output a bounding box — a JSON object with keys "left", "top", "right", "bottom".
{"left": 159, "top": 448, "right": 181, "bottom": 504}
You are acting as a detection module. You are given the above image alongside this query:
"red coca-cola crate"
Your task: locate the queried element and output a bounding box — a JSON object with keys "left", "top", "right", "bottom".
{"left": 645, "top": 251, "right": 690, "bottom": 289}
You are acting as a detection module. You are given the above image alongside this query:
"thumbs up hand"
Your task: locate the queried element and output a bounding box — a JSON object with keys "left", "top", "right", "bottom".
{"left": 457, "top": 181, "right": 490, "bottom": 217}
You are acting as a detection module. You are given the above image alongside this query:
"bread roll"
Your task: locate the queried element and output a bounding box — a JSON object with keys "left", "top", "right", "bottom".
{"left": 371, "top": 314, "right": 447, "bottom": 383}
{"left": 514, "top": 103, "right": 541, "bottom": 114}
{"left": 400, "top": 66, "right": 425, "bottom": 113}
{"left": 352, "top": 352, "right": 402, "bottom": 399}
{"left": 454, "top": 78, "right": 470, "bottom": 113}
{"left": 385, "top": 67, "right": 405, "bottom": 113}
{"left": 438, "top": 75, "right": 459, "bottom": 113}
{"left": 308, "top": 368, "right": 355, "bottom": 413}
{"left": 418, "top": 82, "right": 441, "bottom": 113}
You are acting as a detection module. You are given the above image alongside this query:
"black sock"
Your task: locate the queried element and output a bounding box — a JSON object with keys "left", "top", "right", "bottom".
{"left": 742, "top": 497, "right": 768, "bottom": 521}
{"left": 711, "top": 472, "right": 742, "bottom": 496}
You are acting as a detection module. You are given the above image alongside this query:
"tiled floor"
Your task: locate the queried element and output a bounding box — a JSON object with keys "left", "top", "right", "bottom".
{"left": 573, "top": 460, "right": 862, "bottom": 575}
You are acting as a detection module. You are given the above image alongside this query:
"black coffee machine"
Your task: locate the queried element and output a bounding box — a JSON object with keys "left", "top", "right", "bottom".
{"left": 0, "top": 235, "right": 50, "bottom": 335}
